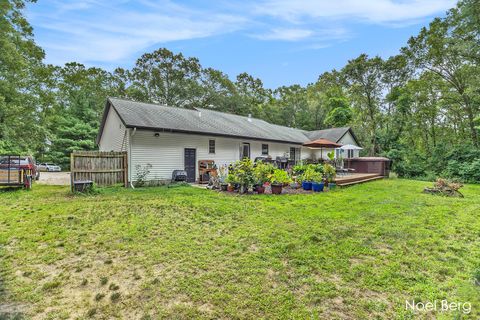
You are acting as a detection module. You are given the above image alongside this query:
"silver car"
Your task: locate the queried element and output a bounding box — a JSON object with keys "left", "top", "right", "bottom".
{"left": 37, "top": 163, "right": 62, "bottom": 172}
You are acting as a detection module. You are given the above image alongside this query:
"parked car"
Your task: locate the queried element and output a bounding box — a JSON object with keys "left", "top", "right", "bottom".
{"left": 37, "top": 163, "right": 62, "bottom": 172}
{"left": 0, "top": 155, "right": 39, "bottom": 181}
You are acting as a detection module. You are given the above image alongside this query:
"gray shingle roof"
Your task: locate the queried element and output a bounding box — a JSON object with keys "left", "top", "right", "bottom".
{"left": 98, "top": 97, "right": 357, "bottom": 145}
{"left": 305, "top": 127, "right": 351, "bottom": 142}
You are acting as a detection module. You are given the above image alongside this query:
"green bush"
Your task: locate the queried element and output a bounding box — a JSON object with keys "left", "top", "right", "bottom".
{"left": 231, "top": 158, "right": 255, "bottom": 190}
{"left": 300, "top": 167, "right": 317, "bottom": 182}
{"left": 269, "top": 169, "right": 292, "bottom": 185}
{"left": 254, "top": 162, "right": 275, "bottom": 185}
{"left": 384, "top": 146, "right": 480, "bottom": 183}
{"left": 323, "top": 163, "right": 336, "bottom": 183}
{"left": 443, "top": 159, "right": 480, "bottom": 183}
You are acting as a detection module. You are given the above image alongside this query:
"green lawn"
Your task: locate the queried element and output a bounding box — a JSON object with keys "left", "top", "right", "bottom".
{"left": 0, "top": 179, "right": 479, "bottom": 319}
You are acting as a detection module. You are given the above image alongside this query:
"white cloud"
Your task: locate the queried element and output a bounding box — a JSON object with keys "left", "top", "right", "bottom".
{"left": 28, "top": 1, "right": 248, "bottom": 65}
{"left": 26, "top": 0, "right": 456, "bottom": 67}
{"left": 254, "top": 28, "right": 314, "bottom": 41}
{"left": 254, "top": 0, "right": 456, "bottom": 24}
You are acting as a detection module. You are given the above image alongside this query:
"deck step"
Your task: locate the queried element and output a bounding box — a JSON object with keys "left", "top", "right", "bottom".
{"left": 337, "top": 176, "right": 384, "bottom": 187}
{"left": 335, "top": 173, "right": 379, "bottom": 184}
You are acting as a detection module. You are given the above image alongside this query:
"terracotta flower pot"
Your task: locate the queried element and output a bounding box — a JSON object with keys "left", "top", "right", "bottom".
{"left": 227, "top": 185, "right": 234, "bottom": 192}
{"left": 271, "top": 183, "right": 283, "bottom": 194}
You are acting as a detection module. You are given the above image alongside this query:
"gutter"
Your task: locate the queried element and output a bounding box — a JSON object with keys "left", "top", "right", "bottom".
{"left": 123, "top": 125, "right": 306, "bottom": 145}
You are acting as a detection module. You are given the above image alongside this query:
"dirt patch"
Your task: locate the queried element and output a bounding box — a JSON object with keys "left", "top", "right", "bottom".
{"left": 37, "top": 172, "right": 70, "bottom": 186}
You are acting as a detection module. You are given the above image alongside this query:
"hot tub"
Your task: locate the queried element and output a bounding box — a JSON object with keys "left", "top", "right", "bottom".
{"left": 344, "top": 157, "right": 391, "bottom": 176}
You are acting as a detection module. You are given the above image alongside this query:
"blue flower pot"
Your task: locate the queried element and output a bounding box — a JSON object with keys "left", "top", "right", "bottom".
{"left": 302, "top": 181, "right": 312, "bottom": 190}
{"left": 312, "top": 182, "right": 324, "bottom": 192}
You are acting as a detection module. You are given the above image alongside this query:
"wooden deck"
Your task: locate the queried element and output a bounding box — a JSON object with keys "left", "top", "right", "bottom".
{"left": 335, "top": 173, "right": 383, "bottom": 186}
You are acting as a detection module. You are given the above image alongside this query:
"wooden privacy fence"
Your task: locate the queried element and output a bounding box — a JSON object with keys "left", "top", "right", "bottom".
{"left": 70, "top": 151, "right": 128, "bottom": 188}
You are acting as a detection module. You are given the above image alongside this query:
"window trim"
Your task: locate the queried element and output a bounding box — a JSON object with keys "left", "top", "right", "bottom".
{"left": 208, "top": 139, "right": 215, "bottom": 154}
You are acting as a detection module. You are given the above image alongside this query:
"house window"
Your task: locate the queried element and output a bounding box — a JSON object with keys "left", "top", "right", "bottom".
{"left": 348, "top": 150, "right": 354, "bottom": 158}
{"left": 209, "top": 140, "right": 215, "bottom": 154}
{"left": 262, "top": 144, "right": 269, "bottom": 155}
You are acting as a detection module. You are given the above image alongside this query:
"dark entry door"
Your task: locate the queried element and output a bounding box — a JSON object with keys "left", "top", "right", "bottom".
{"left": 184, "top": 148, "right": 196, "bottom": 182}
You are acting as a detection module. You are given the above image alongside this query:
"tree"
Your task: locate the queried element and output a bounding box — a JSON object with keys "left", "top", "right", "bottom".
{"left": 404, "top": 17, "right": 479, "bottom": 146}
{"left": 233, "top": 72, "right": 270, "bottom": 117}
{"left": 0, "top": 0, "right": 45, "bottom": 154}
{"left": 197, "top": 68, "right": 237, "bottom": 111}
{"left": 268, "top": 85, "right": 310, "bottom": 129}
{"left": 343, "top": 54, "right": 384, "bottom": 155}
{"left": 125, "top": 48, "right": 203, "bottom": 108}
{"left": 324, "top": 97, "right": 352, "bottom": 127}
{"left": 307, "top": 70, "right": 348, "bottom": 130}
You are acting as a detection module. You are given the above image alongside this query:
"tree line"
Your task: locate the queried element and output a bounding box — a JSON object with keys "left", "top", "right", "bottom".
{"left": 1, "top": 0, "right": 479, "bottom": 182}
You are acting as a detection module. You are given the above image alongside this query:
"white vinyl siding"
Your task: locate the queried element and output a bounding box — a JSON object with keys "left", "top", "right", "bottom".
{"left": 129, "top": 131, "right": 306, "bottom": 182}
{"left": 305, "top": 131, "right": 360, "bottom": 160}
{"left": 338, "top": 131, "right": 360, "bottom": 158}
{"left": 98, "top": 107, "right": 128, "bottom": 152}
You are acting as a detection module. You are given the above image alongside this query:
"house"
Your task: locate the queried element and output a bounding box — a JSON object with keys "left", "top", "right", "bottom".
{"left": 96, "top": 98, "right": 361, "bottom": 183}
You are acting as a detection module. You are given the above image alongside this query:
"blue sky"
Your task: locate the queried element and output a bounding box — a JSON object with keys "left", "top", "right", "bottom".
{"left": 26, "top": 0, "right": 456, "bottom": 88}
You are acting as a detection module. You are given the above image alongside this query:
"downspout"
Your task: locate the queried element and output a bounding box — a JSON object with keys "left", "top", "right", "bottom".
{"left": 129, "top": 127, "right": 137, "bottom": 188}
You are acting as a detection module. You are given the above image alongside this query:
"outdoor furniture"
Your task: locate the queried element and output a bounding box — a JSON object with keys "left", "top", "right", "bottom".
{"left": 172, "top": 170, "right": 187, "bottom": 182}
{"left": 276, "top": 156, "right": 288, "bottom": 169}
{"left": 198, "top": 160, "right": 217, "bottom": 184}
{"left": 73, "top": 180, "right": 93, "bottom": 192}
{"left": 336, "top": 167, "right": 348, "bottom": 176}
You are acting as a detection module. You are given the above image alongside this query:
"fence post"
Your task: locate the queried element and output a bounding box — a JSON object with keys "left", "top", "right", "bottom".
{"left": 70, "top": 153, "right": 74, "bottom": 192}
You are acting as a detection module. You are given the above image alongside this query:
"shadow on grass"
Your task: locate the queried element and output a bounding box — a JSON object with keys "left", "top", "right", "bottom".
{"left": 0, "top": 187, "right": 25, "bottom": 193}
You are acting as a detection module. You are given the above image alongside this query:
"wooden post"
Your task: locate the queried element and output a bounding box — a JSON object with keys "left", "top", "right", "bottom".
{"left": 70, "top": 153, "right": 74, "bottom": 192}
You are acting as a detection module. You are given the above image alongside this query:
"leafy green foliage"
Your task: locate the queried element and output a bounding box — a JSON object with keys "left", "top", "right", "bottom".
{"left": 253, "top": 162, "right": 275, "bottom": 184}
{"left": 230, "top": 158, "right": 255, "bottom": 189}
{"left": 269, "top": 169, "right": 292, "bottom": 185}
{"left": 323, "top": 163, "right": 336, "bottom": 183}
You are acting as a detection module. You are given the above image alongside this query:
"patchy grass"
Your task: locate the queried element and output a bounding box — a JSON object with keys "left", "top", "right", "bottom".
{"left": 0, "top": 179, "right": 479, "bottom": 319}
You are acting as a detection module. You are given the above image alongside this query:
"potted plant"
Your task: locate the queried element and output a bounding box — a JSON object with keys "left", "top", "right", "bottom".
{"left": 300, "top": 166, "right": 316, "bottom": 190}
{"left": 323, "top": 163, "right": 337, "bottom": 190}
{"left": 290, "top": 178, "right": 300, "bottom": 189}
{"left": 293, "top": 162, "right": 307, "bottom": 176}
{"left": 218, "top": 165, "right": 228, "bottom": 191}
{"left": 269, "top": 169, "right": 292, "bottom": 194}
{"left": 232, "top": 158, "right": 255, "bottom": 194}
{"left": 254, "top": 163, "right": 274, "bottom": 194}
{"left": 311, "top": 172, "right": 324, "bottom": 192}
{"left": 225, "top": 173, "right": 236, "bottom": 192}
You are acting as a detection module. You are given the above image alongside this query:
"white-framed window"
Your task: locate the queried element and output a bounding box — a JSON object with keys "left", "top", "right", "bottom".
{"left": 262, "top": 144, "right": 269, "bottom": 155}
{"left": 209, "top": 140, "right": 215, "bottom": 154}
